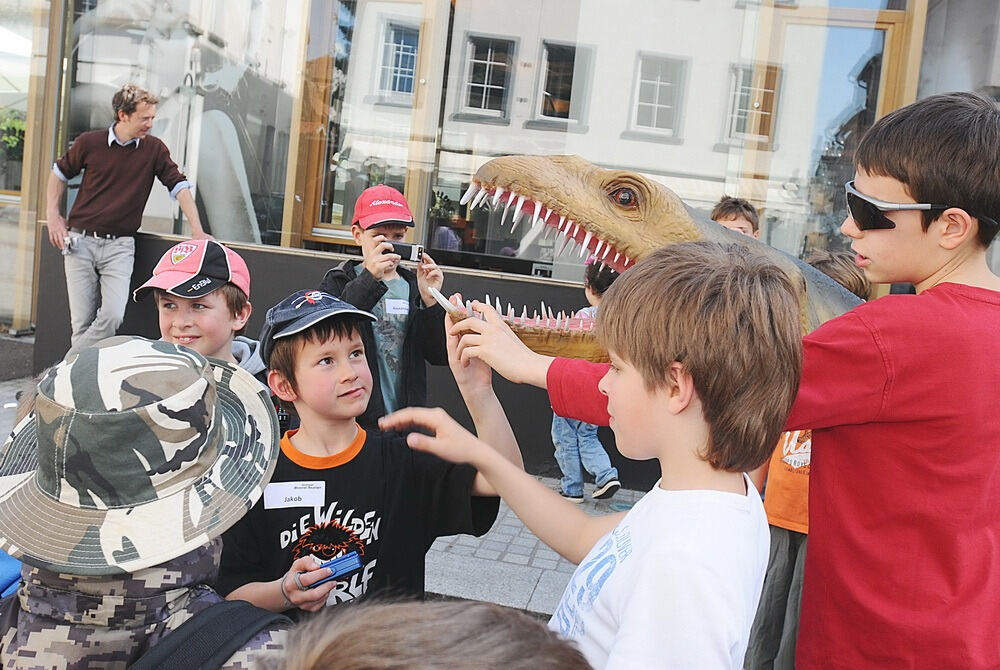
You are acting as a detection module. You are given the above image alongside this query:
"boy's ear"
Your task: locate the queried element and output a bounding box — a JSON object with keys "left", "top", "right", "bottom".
{"left": 937, "top": 207, "right": 979, "bottom": 250}
{"left": 351, "top": 224, "right": 365, "bottom": 246}
{"left": 268, "top": 369, "right": 298, "bottom": 403}
{"left": 665, "top": 362, "right": 696, "bottom": 414}
{"left": 233, "top": 301, "right": 252, "bottom": 332}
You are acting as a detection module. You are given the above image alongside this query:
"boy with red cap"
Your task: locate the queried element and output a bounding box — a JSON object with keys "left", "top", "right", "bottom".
{"left": 320, "top": 185, "right": 448, "bottom": 430}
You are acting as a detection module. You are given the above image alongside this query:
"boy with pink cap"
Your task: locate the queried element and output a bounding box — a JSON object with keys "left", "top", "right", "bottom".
{"left": 133, "top": 239, "right": 267, "bottom": 384}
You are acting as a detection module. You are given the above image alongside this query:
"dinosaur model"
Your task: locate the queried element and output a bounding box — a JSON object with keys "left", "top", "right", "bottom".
{"left": 447, "top": 154, "right": 861, "bottom": 362}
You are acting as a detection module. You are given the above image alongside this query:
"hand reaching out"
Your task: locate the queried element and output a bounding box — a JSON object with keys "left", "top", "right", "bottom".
{"left": 445, "top": 293, "right": 492, "bottom": 395}
{"left": 450, "top": 300, "right": 553, "bottom": 387}
{"left": 379, "top": 407, "right": 488, "bottom": 466}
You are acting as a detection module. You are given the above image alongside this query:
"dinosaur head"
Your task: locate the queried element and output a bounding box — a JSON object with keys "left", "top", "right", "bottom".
{"left": 469, "top": 155, "right": 706, "bottom": 274}
{"left": 457, "top": 154, "right": 861, "bottom": 361}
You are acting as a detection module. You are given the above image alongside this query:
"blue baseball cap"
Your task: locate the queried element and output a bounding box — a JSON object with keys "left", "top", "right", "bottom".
{"left": 259, "top": 290, "right": 376, "bottom": 365}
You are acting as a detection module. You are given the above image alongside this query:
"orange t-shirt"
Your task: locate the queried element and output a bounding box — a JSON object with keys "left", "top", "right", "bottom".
{"left": 762, "top": 429, "right": 810, "bottom": 534}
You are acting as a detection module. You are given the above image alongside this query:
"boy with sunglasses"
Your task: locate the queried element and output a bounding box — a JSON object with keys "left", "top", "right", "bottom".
{"left": 452, "top": 92, "right": 1000, "bottom": 669}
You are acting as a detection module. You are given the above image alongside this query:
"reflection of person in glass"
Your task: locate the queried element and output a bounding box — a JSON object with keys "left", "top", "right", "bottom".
{"left": 433, "top": 222, "right": 461, "bottom": 251}
{"left": 46, "top": 84, "right": 208, "bottom": 355}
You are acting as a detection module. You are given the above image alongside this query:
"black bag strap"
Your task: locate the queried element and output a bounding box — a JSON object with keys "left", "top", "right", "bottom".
{"left": 0, "top": 590, "right": 20, "bottom": 636}
{"left": 128, "top": 599, "right": 290, "bottom": 670}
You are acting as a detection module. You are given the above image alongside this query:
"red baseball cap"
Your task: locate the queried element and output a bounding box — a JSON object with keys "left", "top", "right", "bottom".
{"left": 352, "top": 185, "right": 415, "bottom": 230}
{"left": 133, "top": 239, "right": 251, "bottom": 302}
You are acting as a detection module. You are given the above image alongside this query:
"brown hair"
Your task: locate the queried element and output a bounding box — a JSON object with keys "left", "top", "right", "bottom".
{"left": 710, "top": 196, "right": 759, "bottom": 232}
{"left": 268, "top": 314, "right": 369, "bottom": 391}
{"left": 805, "top": 250, "right": 871, "bottom": 301}
{"left": 111, "top": 83, "right": 158, "bottom": 122}
{"left": 257, "top": 600, "right": 591, "bottom": 670}
{"left": 855, "top": 91, "right": 1000, "bottom": 247}
{"left": 584, "top": 260, "right": 618, "bottom": 296}
{"left": 597, "top": 241, "right": 802, "bottom": 472}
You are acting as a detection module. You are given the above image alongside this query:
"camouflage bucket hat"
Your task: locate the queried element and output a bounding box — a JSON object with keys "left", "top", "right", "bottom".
{"left": 0, "top": 336, "right": 279, "bottom": 576}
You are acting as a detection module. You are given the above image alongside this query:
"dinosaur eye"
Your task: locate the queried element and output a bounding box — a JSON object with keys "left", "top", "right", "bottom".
{"left": 610, "top": 187, "right": 638, "bottom": 208}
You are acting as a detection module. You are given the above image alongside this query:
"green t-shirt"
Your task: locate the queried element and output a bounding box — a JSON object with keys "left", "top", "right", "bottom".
{"left": 371, "top": 277, "right": 409, "bottom": 413}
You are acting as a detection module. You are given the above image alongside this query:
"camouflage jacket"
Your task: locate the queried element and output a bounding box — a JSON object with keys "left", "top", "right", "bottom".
{"left": 0, "top": 539, "right": 286, "bottom": 669}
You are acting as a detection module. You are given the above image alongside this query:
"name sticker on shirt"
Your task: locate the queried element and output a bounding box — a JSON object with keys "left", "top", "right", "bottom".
{"left": 384, "top": 298, "right": 409, "bottom": 316}
{"left": 263, "top": 481, "right": 326, "bottom": 509}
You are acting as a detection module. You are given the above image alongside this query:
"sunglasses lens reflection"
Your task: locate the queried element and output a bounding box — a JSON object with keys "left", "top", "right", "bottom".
{"left": 847, "top": 190, "right": 896, "bottom": 230}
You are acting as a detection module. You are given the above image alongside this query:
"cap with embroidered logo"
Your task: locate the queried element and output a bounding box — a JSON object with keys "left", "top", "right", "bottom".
{"left": 352, "top": 185, "right": 415, "bottom": 230}
{"left": 259, "top": 290, "right": 376, "bottom": 366}
{"left": 133, "top": 239, "right": 251, "bottom": 302}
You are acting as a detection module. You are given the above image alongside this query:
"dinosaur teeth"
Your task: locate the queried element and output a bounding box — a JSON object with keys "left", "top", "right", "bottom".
{"left": 491, "top": 187, "right": 505, "bottom": 207}
{"left": 570, "top": 222, "right": 579, "bottom": 238}
{"left": 557, "top": 215, "right": 567, "bottom": 232}
{"left": 579, "top": 231, "right": 592, "bottom": 257}
{"left": 594, "top": 240, "right": 604, "bottom": 256}
{"left": 602, "top": 245, "right": 611, "bottom": 260}
{"left": 532, "top": 201, "right": 542, "bottom": 228}
{"left": 460, "top": 183, "right": 479, "bottom": 206}
{"left": 470, "top": 188, "right": 488, "bottom": 210}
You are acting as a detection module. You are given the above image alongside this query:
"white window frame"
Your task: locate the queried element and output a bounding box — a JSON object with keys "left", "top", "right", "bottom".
{"left": 631, "top": 54, "right": 685, "bottom": 137}
{"left": 726, "top": 63, "right": 781, "bottom": 144}
{"left": 378, "top": 22, "right": 419, "bottom": 100}
{"left": 461, "top": 36, "right": 514, "bottom": 117}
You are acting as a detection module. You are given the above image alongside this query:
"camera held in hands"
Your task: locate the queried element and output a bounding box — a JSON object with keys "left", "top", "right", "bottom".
{"left": 384, "top": 241, "right": 424, "bottom": 262}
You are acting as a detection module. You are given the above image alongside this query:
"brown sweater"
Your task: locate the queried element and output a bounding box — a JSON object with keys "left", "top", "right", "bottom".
{"left": 55, "top": 129, "right": 188, "bottom": 235}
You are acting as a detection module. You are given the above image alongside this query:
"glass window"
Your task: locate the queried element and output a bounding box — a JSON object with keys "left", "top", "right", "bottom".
{"left": 540, "top": 43, "right": 576, "bottom": 119}
{"left": 726, "top": 63, "right": 781, "bottom": 143}
{"left": 0, "top": 7, "right": 30, "bottom": 194}
{"left": 59, "top": 0, "right": 305, "bottom": 245}
{"left": 379, "top": 24, "right": 418, "bottom": 95}
{"left": 464, "top": 37, "right": 512, "bottom": 115}
{"left": 633, "top": 55, "right": 684, "bottom": 135}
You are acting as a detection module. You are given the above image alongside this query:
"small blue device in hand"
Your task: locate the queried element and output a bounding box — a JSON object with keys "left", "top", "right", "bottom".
{"left": 309, "top": 551, "right": 363, "bottom": 588}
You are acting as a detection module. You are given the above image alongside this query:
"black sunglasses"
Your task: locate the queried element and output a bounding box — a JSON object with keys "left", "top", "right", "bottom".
{"left": 845, "top": 181, "right": 1000, "bottom": 232}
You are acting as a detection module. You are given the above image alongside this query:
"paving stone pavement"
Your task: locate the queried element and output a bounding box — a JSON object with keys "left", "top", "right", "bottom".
{"left": 426, "top": 482, "right": 646, "bottom": 617}
{"left": 0, "top": 374, "right": 646, "bottom": 618}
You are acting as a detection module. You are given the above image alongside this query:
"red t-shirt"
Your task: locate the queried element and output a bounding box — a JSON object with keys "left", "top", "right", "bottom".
{"left": 547, "top": 282, "right": 1000, "bottom": 669}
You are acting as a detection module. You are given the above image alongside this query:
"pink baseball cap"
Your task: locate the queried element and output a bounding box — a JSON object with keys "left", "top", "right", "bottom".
{"left": 352, "top": 185, "right": 415, "bottom": 230}
{"left": 133, "top": 239, "right": 251, "bottom": 302}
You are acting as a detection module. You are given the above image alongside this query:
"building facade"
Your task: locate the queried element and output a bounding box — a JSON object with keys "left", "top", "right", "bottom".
{"left": 2, "top": 0, "right": 999, "bottom": 330}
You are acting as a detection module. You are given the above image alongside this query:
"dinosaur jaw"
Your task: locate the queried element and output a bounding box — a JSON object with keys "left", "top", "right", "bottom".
{"left": 460, "top": 181, "right": 636, "bottom": 274}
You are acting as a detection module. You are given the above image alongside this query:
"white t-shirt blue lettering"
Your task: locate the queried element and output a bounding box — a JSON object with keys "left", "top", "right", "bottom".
{"left": 550, "top": 475, "right": 768, "bottom": 669}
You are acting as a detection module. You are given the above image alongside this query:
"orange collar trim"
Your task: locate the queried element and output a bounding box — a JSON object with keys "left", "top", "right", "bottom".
{"left": 280, "top": 425, "right": 367, "bottom": 470}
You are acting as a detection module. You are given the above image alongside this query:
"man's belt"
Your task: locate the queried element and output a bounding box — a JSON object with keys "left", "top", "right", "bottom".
{"left": 69, "top": 227, "right": 132, "bottom": 240}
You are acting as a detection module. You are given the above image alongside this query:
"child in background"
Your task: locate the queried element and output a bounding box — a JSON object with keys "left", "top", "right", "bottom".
{"left": 320, "top": 185, "right": 448, "bottom": 431}
{"left": 551, "top": 257, "right": 620, "bottom": 502}
{"left": 382, "top": 241, "right": 803, "bottom": 669}
{"left": 218, "top": 290, "right": 519, "bottom": 615}
{"left": 712, "top": 196, "right": 760, "bottom": 239}
{"left": 744, "top": 249, "right": 870, "bottom": 670}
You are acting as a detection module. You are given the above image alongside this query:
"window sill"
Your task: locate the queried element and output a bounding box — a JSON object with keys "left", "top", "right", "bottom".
{"left": 523, "top": 118, "right": 589, "bottom": 134}
{"left": 450, "top": 112, "right": 511, "bottom": 126}
{"left": 364, "top": 94, "right": 415, "bottom": 109}
{"left": 620, "top": 129, "right": 683, "bottom": 145}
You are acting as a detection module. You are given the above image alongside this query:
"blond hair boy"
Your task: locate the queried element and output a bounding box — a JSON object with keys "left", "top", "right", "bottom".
{"left": 381, "top": 241, "right": 803, "bottom": 668}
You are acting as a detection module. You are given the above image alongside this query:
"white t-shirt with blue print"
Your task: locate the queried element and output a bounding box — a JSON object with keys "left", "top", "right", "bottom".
{"left": 549, "top": 474, "right": 768, "bottom": 669}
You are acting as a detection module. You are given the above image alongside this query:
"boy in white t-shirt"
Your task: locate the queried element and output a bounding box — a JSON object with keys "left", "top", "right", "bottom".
{"left": 380, "top": 241, "right": 803, "bottom": 669}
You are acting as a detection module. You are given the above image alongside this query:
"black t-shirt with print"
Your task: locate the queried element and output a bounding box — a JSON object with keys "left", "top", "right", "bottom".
{"left": 217, "top": 427, "right": 499, "bottom": 610}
